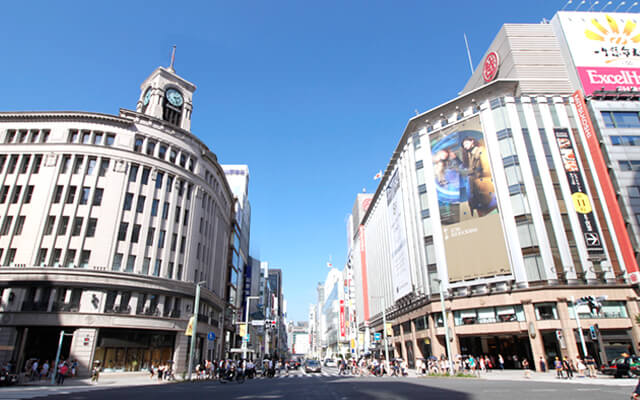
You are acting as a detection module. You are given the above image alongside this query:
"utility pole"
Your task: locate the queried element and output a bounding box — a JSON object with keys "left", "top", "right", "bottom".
{"left": 571, "top": 296, "right": 589, "bottom": 357}
{"left": 187, "top": 281, "right": 205, "bottom": 381}
{"left": 436, "top": 279, "right": 454, "bottom": 375}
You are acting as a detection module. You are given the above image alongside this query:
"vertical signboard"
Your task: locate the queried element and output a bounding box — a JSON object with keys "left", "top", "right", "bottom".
{"left": 554, "top": 128, "right": 604, "bottom": 253}
{"left": 555, "top": 11, "right": 640, "bottom": 95}
{"left": 573, "top": 91, "right": 640, "bottom": 283}
{"left": 339, "top": 300, "right": 346, "bottom": 338}
{"left": 430, "top": 116, "right": 510, "bottom": 282}
{"left": 385, "top": 169, "right": 413, "bottom": 301}
{"left": 359, "top": 225, "right": 370, "bottom": 321}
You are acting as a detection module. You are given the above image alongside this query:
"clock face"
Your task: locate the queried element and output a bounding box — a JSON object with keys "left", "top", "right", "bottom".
{"left": 166, "top": 88, "right": 184, "bottom": 107}
{"left": 143, "top": 88, "right": 152, "bottom": 106}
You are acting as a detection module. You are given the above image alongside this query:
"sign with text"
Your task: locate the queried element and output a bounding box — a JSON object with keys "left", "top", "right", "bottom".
{"left": 385, "top": 169, "right": 413, "bottom": 301}
{"left": 555, "top": 11, "right": 640, "bottom": 94}
{"left": 554, "top": 128, "right": 604, "bottom": 254}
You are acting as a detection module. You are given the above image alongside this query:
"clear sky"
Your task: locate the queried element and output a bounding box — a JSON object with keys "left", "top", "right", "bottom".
{"left": 2, "top": 1, "right": 583, "bottom": 321}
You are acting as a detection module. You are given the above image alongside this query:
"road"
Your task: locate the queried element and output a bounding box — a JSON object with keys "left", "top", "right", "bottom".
{"left": 0, "top": 367, "right": 631, "bottom": 400}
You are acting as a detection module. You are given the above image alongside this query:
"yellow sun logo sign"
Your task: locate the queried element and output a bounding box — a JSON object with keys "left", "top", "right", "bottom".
{"left": 585, "top": 14, "right": 640, "bottom": 45}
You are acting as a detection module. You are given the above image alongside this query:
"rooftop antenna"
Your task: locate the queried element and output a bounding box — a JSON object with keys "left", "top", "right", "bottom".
{"left": 561, "top": 0, "right": 573, "bottom": 10}
{"left": 588, "top": 1, "right": 600, "bottom": 11}
{"left": 576, "top": 0, "right": 587, "bottom": 10}
{"left": 614, "top": 1, "right": 626, "bottom": 11}
{"left": 463, "top": 33, "right": 474, "bottom": 75}
{"left": 168, "top": 45, "right": 176, "bottom": 72}
{"left": 601, "top": 0, "right": 613, "bottom": 10}
{"left": 627, "top": 1, "right": 638, "bottom": 10}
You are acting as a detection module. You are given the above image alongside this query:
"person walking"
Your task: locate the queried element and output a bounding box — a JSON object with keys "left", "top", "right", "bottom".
{"left": 522, "top": 358, "right": 531, "bottom": 379}
{"left": 554, "top": 357, "right": 563, "bottom": 379}
{"left": 562, "top": 357, "right": 573, "bottom": 379}
{"left": 538, "top": 356, "right": 546, "bottom": 373}
{"left": 56, "top": 362, "right": 68, "bottom": 385}
{"left": 498, "top": 354, "right": 504, "bottom": 371}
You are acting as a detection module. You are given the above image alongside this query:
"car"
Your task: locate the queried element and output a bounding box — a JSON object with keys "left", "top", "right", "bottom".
{"left": 305, "top": 360, "right": 322, "bottom": 373}
{"left": 324, "top": 359, "right": 336, "bottom": 367}
{"left": 601, "top": 355, "right": 640, "bottom": 378}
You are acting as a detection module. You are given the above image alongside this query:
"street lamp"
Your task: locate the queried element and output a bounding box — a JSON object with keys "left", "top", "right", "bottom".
{"left": 243, "top": 296, "right": 260, "bottom": 360}
{"left": 371, "top": 295, "right": 390, "bottom": 374}
{"left": 434, "top": 279, "right": 454, "bottom": 375}
{"left": 187, "top": 280, "right": 206, "bottom": 381}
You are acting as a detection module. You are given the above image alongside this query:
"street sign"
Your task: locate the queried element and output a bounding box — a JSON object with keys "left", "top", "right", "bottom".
{"left": 207, "top": 332, "right": 216, "bottom": 341}
{"left": 374, "top": 332, "right": 381, "bottom": 341}
{"left": 251, "top": 320, "right": 265, "bottom": 326}
{"left": 589, "top": 326, "right": 597, "bottom": 340}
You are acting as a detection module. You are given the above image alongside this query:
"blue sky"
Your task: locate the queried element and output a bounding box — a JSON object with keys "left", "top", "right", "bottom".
{"left": 2, "top": 1, "right": 577, "bottom": 321}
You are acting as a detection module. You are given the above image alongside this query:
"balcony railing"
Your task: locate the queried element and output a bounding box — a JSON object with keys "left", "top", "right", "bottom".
{"left": 51, "top": 301, "right": 79, "bottom": 312}
{"left": 21, "top": 300, "right": 49, "bottom": 312}
{"left": 105, "top": 305, "right": 131, "bottom": 314}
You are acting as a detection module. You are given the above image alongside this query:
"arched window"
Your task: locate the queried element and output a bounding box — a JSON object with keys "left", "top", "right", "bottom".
{"left": 162, "top": 88, "right": 183, "bottom": 126}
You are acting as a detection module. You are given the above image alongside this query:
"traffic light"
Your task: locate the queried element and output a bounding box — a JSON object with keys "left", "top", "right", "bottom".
{"left": 578, "top": 296, "right": 605, "bottom": 315}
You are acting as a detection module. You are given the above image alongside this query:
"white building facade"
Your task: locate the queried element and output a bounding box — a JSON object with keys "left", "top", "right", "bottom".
{"left": 0, "top": 64, "right": 235, "bottom": 375}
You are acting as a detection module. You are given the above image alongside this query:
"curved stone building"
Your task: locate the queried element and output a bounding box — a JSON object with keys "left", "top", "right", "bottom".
{"left": 0, "top": 64, "right": 235, "bottom": 375}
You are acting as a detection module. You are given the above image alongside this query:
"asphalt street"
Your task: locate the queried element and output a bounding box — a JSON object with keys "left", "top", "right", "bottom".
{"left": 1, "top": 367, "right": 631, "bottom": 400}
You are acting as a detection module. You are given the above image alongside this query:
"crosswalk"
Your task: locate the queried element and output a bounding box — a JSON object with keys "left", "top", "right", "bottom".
{"left": 257, "top": 371, "right": 350, "bottom": 379}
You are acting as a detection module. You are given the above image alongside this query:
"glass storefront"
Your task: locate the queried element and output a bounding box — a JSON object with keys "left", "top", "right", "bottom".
{"left": 93, "top": 329, "right": 175, "bottom": 372}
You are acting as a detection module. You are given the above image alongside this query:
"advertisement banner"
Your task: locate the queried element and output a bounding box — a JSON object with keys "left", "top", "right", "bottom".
{"left": 573, "top": 91, "right": 640, "bottom": 282}
{"left": 430, "top": 116, "right": 510, "bottom": 282}
{"left": 553, "top": 128, "right": 604, "bottom": 253}
{"left": 339, "top": 300, "right": 346, "bottom": 338}
{"left": 239, "top": 323, "right": 247, "bottom": 338}
{"left": 385, "top": 169, "right": 413, "bottom": 301}
{"left": 556, "top": 11, "right": 640, "bottom": 95}
{"left": 359, "top": 225, "right": 370, "bottom": 321}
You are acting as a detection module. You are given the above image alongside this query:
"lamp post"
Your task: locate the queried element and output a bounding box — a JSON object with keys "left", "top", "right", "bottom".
{"left": 570, "top": 296, "right": 589, "bottom": 358}
{"left": 187, "top": 281, "right": 206, "bottom": 381}
{"left": 371, "top": 295, "right": 390, "bottom": 374}
{"left": 243, "top": 296, "right": 260, "bottom": 360}
{"left": 435, "top": 279, "right": 453, "bottom": 375}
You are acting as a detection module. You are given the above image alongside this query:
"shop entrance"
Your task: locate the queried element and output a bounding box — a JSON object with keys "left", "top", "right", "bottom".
{"left": 459, "top": 334, "right": 532, "bottom": 369}
{"left": 19, "top": 327, "right": 74, "bottom": 371}
{"left": 93, "top": 329, "right": 175, "bottom": 372}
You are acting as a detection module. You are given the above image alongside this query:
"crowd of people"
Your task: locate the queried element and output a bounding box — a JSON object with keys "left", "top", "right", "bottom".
{"left": 23, "top": 358, "right": 79, "bottom": 385}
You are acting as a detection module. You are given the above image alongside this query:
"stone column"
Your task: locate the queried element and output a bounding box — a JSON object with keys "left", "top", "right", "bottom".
{"left": 626, "top": 296, "right": 640, "bottom": 355}
{"left": 523, "top": 301, "right": 546, "bottom": 371}
{"left": 174, "top": 333, "right": 189, "bottom": 375}
{"left": 427, "top": 313, "right": 445, "bottom": 358}
{"left": 556, "top": 298, "right": 580, "bottom": 361}
{"left": 69, "top": 328, "right": 98, "bottom": 377}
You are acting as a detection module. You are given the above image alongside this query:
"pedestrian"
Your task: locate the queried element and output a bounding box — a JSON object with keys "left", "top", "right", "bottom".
{"left": 576, "top": 357, "right": 587, "bottom": 378}
{"left": 31, "top": 359, "right": 39, "bottom": 381}
{"left": 554, "top": 357, "right": 563, "bottom": 379}
{"left": 57, "top": 362, "right": 68, "bottom": 385}
{"left": 562, "top": 357, "right": 573, "bottom": 379}
{"left": 498, "top": 354, "right": 504, "bottom": 370}
{"left": 632, "top": 376, "right": 640, "bottom": 399}
{"left": 522, "top": 359, "right": 531, "bottom": 379}
{"left": 40, "top": 360, "right": 49, "bottom": 380}
{"left": 538, "top": 356, "right": 546, "bottom": 373}
{"left": 585, "top": 355, "right": 597, "bottom": 378}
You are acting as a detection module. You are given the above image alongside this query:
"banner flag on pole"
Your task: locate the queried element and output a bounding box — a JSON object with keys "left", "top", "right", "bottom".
{"left": 185, "top": 316, "right": 194, "bottom": 336}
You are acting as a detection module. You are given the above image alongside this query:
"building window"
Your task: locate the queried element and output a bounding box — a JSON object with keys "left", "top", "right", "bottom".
{"left": 129, "top": 164, "right": 139, "bottom": 182}
{"left": 162, "top": 202, "right": 169, "bottom": 220}
{"left": 57, "top": 216, "right": 69, "bottom": 236}
{"left": 146, "top": 140, "right": 156, "bottom": 156}
{"left": 151, "top": 199, "right": 159, "bottom": 217}
{"left": 11, "top": 186, "right": 21, "bottom": 204}
{"left": 610, "top": 135, "right": 640, "bottom": 146}
{"left": 177, "top": 264, "right": 183, "bottom": 280}
{"left": 65, "top": 186, "right": 76, "bottom": 204}
{"left": 51, "top": 248, "right": 61, "bottom": 266}
{"left": 32, "top": 155, "right": 42, "bottom": 174}
{"left": 167, "top": 262, "right": 174, "bottom": 279}
{"left": 131, "top": 224, "right": 141, "bottom": 243}
{"left": 125, "top": 255, "right": 136, "bottom": 272}
{"left": 53, "top": 185, "right": 63, "bottom": 203}
{"left": 170, "top": 150, "right": 177, "bottom": 163}
{"left": 7, "top": 155, "right": 17, "bottom": 173}
{"left": 158, "top": 230, "right": 166, "bottom": 249}
{"left": 86, "top": 218, "right": 97, "bottom": 237}
{"left": 64, "top": 249, "right": 76, "bottom": 268}
{"left": 93, "top": 188, "right": 104, "bottom": 206}
{"left": 134, "top": 136, "right": 144, "bottom": 152}
{"left": 171, "top": 233, "right": 177, "bottom": 251}
{"left": 141, "top": 167, "right": 150, "bottom": 185}
{"left": 79, "top": 250, "right": 90, "bottom": 268}
{"left": 136, "top": 196, "right": 145, "bottom": 213}
{"left": 36, "top": 248, "right": 48, "bottom": 265}
{"left": 153, "top": 260, "right": 161, "bottom": 276}
{"left": 601, "top": 111, "right": 640, "bottom": 128}
{"left": 167, "top": 175, "right": 173, "bottom": 192}
{"left": 19, "top": 155, "right": 30, "bottom": 174}
{"left": 146, "top": 227, "right": 155, "bottom": 246}
{"left": 94, "top": 132, "right": 103, "bottom": 145}
{"left": 534, "top": 303, "right": 558, "bottom": 320}
{"left": 80, "top": 187, "right": 90, "bottom": 205}
{"left": 22, "top": 185, "right": 34, "bottom": 204}
{"left": 13, "top": 216, "right": 25, "bottom": 235}
{"left": 44, "top": 216, "right": 55, "bottom": 235}
{"left": 629, "top": 186, "right": 640, "bottom": 198}
{"left": 99, "top": 159, "right": 110, "bottom": 177}
{"left": 123, "top": 193, "right": 133, "bottom": 211}
{"left": 82, "top": 131, "right": 91, "bottom": 144}
{"left": 0, "top": 186, "right": 8, "bottom": 204}
{"left": 4, "top": 248, "right": 16, "bottom": 266}
{"left": 112, "top": 253, "right": 123, "bottom": 271}
{"left": 117, "top": 222, "right": 128, "bottom": 241}
{"left": 156, "top": 172, "right": 164, "bottom": 189}
{"left": 105, "top": 134, "right": 115, "bottom": 146}
{"left": 72, "top": 217, "right": 83, "bottom": 236}
{"left": 180, "top": 235, "right": 186, "bottom": 253}
{"left": 72, "top": 156, "right": 83, "bottom": 174}
{"left": 175, "top": 206, "right": 181, "bottom": 224}
{"left": 142, "top": 257, "right": 150, "bottom": 275}
{"left": 86, "top": 157, "right": 97, "bottom": 175}
{"left": 158, "top": 144, "right": 168, "bottom": 160}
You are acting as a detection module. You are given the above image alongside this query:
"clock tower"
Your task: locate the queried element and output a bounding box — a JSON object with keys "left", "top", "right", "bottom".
{"left": 136, "top": 52, "right": 196, "bottom": 132}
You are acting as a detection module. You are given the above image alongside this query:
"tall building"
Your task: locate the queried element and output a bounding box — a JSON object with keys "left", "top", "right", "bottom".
{"left": 0, "top": 61, "right": 236, "bottom": 375}
{"left": 350, "top": 10, "right": 640, "bottom": 370}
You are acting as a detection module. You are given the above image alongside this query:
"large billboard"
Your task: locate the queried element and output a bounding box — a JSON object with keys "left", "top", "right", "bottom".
{"left": 555, "top": 11, "right": 640, "bottom": 94}
{"left": 430, "top": 116, "right": 510, "bottom": 282}
{"left": 385, "top": 169, "right": 413, "bottom": 301}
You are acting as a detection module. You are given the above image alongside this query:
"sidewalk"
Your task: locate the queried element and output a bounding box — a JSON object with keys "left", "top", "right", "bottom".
{"left": 18, "top": 371, "right": 179, "bottom": 388}
{"left": 413, "top": 368, "right": 638, "bottom": 386}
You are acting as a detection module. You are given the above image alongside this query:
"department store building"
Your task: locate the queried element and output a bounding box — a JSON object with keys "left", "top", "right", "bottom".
{"left": 0, "top": 63, "right": 237, "bottom": 375}
{"left": 351, "top": 11, "right": 640, "bottom": 370}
